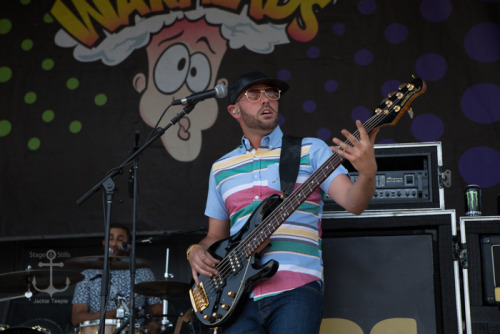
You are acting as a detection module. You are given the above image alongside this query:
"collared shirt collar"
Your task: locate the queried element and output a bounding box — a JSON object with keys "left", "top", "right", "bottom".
{"left": 241, "top": 126, "right": 283, "bottom": 151}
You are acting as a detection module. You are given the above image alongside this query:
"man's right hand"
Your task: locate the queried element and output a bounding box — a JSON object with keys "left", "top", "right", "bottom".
{"left": 187, "top": 217, "right": 230, "bottom": 286}
{"left": 187, "top": 244, "right": 220, "bottom": 286}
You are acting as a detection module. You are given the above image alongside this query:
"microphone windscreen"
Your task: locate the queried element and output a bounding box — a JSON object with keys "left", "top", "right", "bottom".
{"left": 215, "top": 84, "right": 228, "bottom": 98}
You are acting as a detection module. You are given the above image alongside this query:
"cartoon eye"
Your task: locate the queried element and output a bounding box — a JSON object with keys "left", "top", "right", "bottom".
{"left": 154, "top": 44, "right": 190, "bottom": 94}
{"left": 186, "top": 52, "right": 211, "bottom": 93}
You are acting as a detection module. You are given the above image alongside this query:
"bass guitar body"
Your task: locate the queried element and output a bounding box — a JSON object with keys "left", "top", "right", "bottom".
{"left": 189, "top": 194, "right": 282, "bottom": 327}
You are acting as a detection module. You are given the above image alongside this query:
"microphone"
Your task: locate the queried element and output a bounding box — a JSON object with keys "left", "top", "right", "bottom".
{"left": 172, "top": 84, "right": 228, "bottom": 105}
{"left": 138, "top": 237, "right": 153, "bottom": 244}
{"left": 121, "top": 241, "right": 131, "bottom": 252}
{"left": 136, "top": 234, "right": 169, "bottom": 244}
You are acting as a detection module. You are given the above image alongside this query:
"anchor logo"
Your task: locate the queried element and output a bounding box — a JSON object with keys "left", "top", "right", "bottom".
{"left": 33, "top": 249, "right": 70, "bottom": 297}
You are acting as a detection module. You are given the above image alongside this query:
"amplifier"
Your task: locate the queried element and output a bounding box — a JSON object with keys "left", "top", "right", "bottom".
{"left": 324, "top": 141, "right": 448, "bottom": 211}
{"left": 458, "top": 216, "right": 500, "bottom": 334}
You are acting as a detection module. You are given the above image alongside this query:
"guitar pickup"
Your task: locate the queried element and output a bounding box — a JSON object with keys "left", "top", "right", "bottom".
{"left": 212, "top": 274, "right": 225, "bottom": 289}
{"left": 228, "top": 252, "right": 242, "bottom": 272}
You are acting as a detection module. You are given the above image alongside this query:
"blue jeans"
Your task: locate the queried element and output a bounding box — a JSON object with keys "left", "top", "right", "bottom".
{"left": 221, "top": 281, "right": 323, "bottom": 334}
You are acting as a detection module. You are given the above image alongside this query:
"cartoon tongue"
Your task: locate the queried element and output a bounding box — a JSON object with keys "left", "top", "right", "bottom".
{"left": 178, "top": 116, "right": 191, "bottom": 140}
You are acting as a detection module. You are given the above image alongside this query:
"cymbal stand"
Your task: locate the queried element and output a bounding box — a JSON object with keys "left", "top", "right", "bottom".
{"left": 0, "top": 266, "right": 34, "bottom": 302}
{"left": 162, "top": 248, "right": 174, "bottom": 332}
{"left": 0, "top": 293, "right": 32, "bottom": 303}
{"left": 0, "top": 295, "right": 29, "bottom": 302}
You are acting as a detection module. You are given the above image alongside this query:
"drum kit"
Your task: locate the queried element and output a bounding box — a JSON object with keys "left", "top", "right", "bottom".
{"left": 0, "top": 255, "right": 192, "bottom": 334}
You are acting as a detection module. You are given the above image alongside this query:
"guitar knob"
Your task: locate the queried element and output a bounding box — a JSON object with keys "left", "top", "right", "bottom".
{"left": 227, "top": 291, "right": 236, "bottom": 298}
{"left": 221, "top": 304, "right": 230, "bottom": 310}
{"left": 203, "top": 314, "right": 214, "bottom": 322}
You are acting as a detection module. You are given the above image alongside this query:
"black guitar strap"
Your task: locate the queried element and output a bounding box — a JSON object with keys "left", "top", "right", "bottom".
{"left": 279, "top": 134, "right": 303, "bottom": 197}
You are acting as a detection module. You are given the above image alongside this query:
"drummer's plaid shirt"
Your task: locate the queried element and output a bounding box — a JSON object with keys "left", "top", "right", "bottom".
{"left": 72, "top": 268, "right": 160, "bottom": 321}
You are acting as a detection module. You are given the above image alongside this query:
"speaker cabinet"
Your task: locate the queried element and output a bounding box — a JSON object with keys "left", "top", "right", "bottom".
{"left": 459, "top": 216, "right": 500, "bottom": 334}
{"left": 320, "top": 210, "right": 461, "bottom": 334}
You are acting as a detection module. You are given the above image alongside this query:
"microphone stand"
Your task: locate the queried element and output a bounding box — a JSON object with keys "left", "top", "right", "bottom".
{"left": 98, "top": 178, "right": 115, "bottom": 334}
{"left": 76, "top": 102, "right": 197, "bottom": 334}
{"left": 128, "top": 131, "right": 140, "bottom": 333}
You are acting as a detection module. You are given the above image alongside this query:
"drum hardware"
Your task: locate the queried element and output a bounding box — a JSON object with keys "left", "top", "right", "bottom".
{"left": 0, "top": 285, "right": 35, "bottom": 303}
{"left": 111, "top": 318, "right": 129, "bottom": 334}
{"left": 108, "top": 294, "right": 152, "bottom": 334}
{"left": 136, "top": 249, "right": 190, "bottom": 334}
{"left": 113, "top": 294, "right": 130, "bottom": 334}
{"left": 65, "top": 255, "right": 151, "bottom": 270}
{"left": 20, "top": 318, "right": 64, "bottom": 334}
{"left": 114, "top": 294, "right": 130, "bottom": 320}
{"left": 0, "top": 267, "right": 83, "bottom": 301}
{"left": 173, "top": 309, "right": 193, "bottom": 334}
{"left": 78, "top": 319, "right": 144, "bottom": 334}
{"left": 1, "top": 326, "right": 50, "bottom": 334}
{"left": 163, "top": 248, "right": 173, "bottom": 332}
{"left": 139, "top": 248, "right": 187, "bottom": 332}
{"left": 0, "top": 318, "right": 62, "bottom": 334}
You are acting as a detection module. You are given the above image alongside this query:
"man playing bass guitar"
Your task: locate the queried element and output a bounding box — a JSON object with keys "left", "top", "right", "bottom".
{"left": 187, "top": 71, "right": 379, "bottom": 334}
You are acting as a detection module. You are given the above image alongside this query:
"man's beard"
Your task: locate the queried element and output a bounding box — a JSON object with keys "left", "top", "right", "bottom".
{"left": 240, "top": 105, "right": 279, "bottom": 132}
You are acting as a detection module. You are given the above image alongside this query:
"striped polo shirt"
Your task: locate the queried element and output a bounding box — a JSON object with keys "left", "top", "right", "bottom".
{"left": 205, "top": 126, "right": 348, "bottom": 300}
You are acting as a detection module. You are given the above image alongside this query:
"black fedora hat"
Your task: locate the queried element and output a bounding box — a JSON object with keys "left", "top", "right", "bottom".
{"left": 229, "top": 71, "right": 289, "bottom": 104}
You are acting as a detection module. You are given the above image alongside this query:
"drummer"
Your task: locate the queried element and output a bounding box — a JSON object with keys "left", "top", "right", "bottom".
{"left": 71, "top": 223, "right": 162, "bottom": 333}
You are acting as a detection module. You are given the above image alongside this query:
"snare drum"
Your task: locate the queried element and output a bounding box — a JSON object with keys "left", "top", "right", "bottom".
{"left": 78, "top": 320, "right": 143, "bottom": 334}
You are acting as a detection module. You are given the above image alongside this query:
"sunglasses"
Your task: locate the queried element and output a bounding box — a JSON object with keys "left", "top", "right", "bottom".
{"left": 239, "top": 87, "right": 281, "bottom": 102}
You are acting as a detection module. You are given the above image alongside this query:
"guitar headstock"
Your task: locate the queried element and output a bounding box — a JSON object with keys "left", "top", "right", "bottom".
{"left": 373, "top": 76, "right": 426, "bottom": 129}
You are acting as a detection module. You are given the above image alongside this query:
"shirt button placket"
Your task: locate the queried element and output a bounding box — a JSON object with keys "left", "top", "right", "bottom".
{"left": 254, "top": 151, "right": 261, "bottom": 201}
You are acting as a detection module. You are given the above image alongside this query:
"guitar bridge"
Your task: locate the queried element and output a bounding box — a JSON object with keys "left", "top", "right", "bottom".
{"left": 189, "top": 282, "right": 209, "bottom": 313}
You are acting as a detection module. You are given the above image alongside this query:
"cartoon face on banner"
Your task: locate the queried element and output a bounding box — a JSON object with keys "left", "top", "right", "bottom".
{"left": 50, "top": 0, "right": 332, "bottom": 161}
{"left": 132, "top": 18, "right": 227, "bottom": 161}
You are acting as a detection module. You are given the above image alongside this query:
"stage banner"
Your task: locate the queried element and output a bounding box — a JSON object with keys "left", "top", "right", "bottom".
{"left": 0, "top": 1, "right": 499, "bottom": 239}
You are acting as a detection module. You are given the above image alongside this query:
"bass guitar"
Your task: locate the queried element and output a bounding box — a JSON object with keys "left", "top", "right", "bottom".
{"left": 189, "top": 76, "right": 426, "bottom": 327}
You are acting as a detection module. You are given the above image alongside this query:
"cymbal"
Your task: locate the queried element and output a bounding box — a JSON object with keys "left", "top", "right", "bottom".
{"left": 0, "top": 269, "right": 84, "bottom": 293}
{"left": 65, "top": 255, "right": 151, "bottom": 270}
{"left": 134, "top": 280, "right": 190, "bottom": 299}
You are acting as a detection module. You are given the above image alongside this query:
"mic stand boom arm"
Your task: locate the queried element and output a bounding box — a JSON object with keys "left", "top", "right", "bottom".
{"left": 76, "top": 103, "right": 195, "bottom": 206}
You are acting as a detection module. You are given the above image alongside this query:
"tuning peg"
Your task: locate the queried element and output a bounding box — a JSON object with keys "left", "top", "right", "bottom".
{"left": 408, "top": 108, "right": 414, "bottom": 119}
